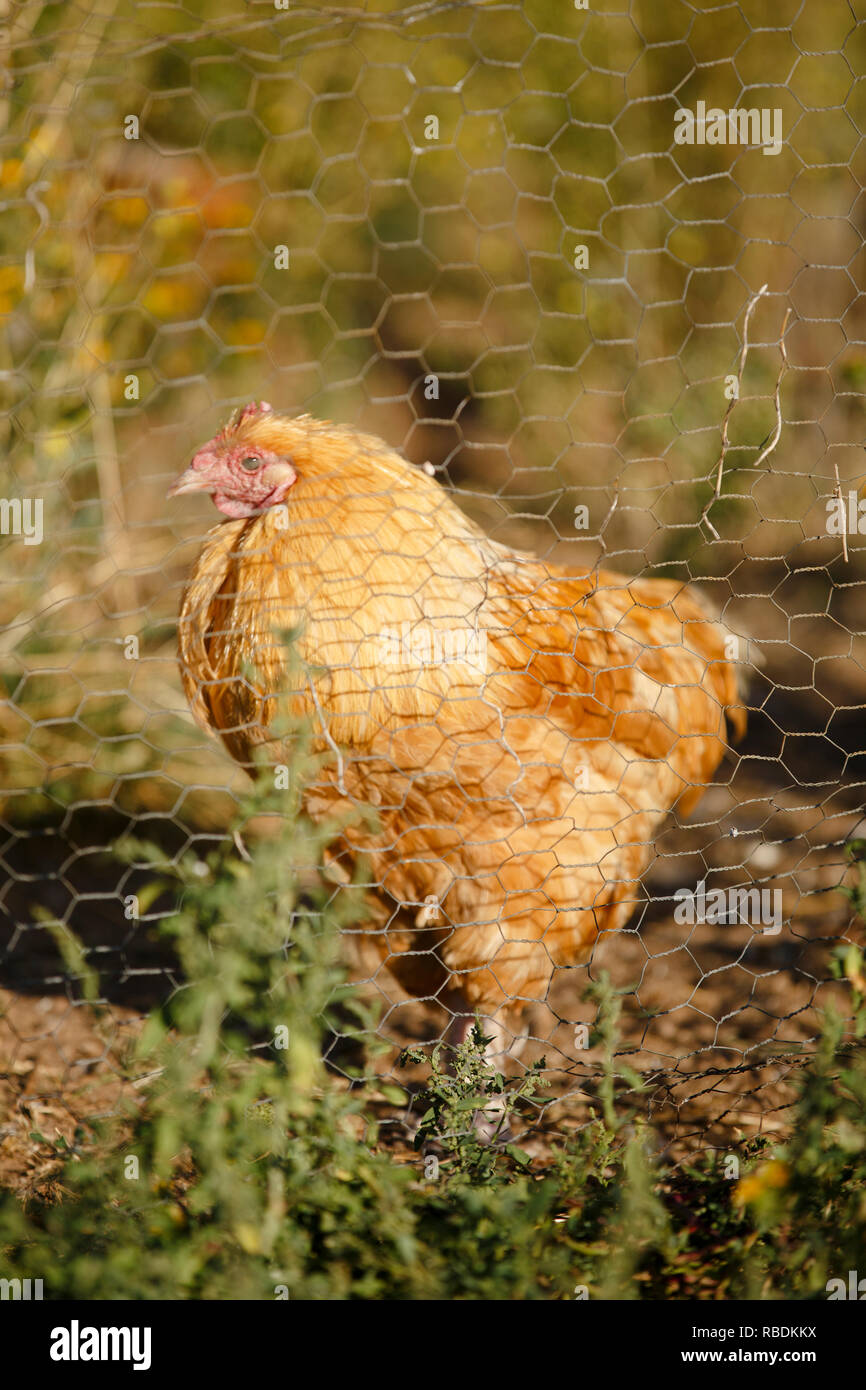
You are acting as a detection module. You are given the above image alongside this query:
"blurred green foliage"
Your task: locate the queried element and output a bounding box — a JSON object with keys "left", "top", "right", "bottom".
{"left": 1, "top": 0, "right": 864, "bottom": 822}
{"left": 1, "top": 759, "right": 865, "bottom": 1299}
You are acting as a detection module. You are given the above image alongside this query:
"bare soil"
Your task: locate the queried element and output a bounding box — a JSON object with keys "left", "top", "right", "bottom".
{"left": 2, "top": 695, "right": 864, "bottom": 1193}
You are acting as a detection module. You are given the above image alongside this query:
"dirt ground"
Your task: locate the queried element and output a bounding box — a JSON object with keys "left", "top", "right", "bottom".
{"left": 2, "top": 732, "right": 862, "bottom": 1196}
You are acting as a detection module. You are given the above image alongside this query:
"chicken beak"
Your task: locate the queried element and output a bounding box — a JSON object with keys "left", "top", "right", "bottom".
{"left": 167, "top": 466, "right": 215, "bottom": 499}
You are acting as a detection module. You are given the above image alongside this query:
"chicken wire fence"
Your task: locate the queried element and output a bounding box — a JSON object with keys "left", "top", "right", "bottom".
{"left": 1, "top": 0, "right": 865, "bottom": 1178}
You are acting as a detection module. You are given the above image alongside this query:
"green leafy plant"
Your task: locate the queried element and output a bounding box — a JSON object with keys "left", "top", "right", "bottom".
{"left": 401, "top": 1024, "right": 547, "bottom": 1181}
{"left": 1, "top": 764, "right": 865, "bottom": 1300}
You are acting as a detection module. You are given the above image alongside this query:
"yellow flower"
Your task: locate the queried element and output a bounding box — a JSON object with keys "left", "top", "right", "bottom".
{"left": 1, "top": 158, "right": 22, "bottom": 188}
{"left": 224, "top": 316, "right": 266, "bottom": 345}
{"left": 110, "top": 196, "right": 149, "bottom": 229}
{"left": 733, "top": 1158, "right": 790, "bottom": 1205}
{"left": 0, "top": 265, "right": 23, "bottom": 292}
{"left": 233, "top": 1222, "right": 262, "bottom": 1254}
{"left": 0, "top": 265, "right": 23, "bottom": 316}
{"left": 143, "top": 279, "right": 202, "bottom": 320}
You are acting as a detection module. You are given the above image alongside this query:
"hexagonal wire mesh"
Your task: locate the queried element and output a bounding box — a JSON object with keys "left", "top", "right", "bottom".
{"left": 1, "top": 0, "right": 865, "bottom": 1182}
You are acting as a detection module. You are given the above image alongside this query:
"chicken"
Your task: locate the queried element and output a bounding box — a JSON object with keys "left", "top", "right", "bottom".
{"left": 169, "top": 402, "right": 744, "bottom": 1064}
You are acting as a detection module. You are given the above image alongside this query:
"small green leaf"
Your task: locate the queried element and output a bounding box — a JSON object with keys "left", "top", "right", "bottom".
{"left": 379, "top": 1084, "right": 407, "bottom": 1106}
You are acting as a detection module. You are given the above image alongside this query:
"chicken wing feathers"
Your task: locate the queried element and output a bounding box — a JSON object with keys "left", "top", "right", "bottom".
{"left": 174, "top": 411, "right": 745, "bottom": 1034}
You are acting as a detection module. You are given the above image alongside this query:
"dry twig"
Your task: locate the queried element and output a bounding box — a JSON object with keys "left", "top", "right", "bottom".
{"left": 829, "top": 455, "right": 850, "bottom": 564}
{"left": 700, "top": 285, "right": 789, "bottom": 541}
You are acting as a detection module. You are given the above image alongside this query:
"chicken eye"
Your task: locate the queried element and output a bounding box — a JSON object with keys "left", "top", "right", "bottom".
{"left": 240, "top": 455, "right": 261, "bottom": 471}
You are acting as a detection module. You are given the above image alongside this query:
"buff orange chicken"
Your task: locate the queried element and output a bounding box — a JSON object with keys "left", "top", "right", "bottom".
{"left": 169, "top": 402, "right": 744, "bottom": 1064}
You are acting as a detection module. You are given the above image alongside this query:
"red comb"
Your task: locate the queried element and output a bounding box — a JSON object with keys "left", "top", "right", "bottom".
{"left": 216, "top": 400, "right": 274, "bottom": 440}
{"left": 239, "top": 400, "right": 273, "bottom": 422}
